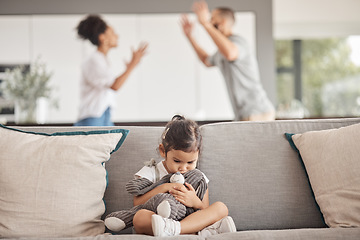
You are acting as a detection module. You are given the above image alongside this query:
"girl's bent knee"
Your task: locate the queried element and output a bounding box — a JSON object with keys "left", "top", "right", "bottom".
{"left": 213, "top": 201, "right": 228, "bottom": 217}
{"left": 133, "top": 209, "right": 152, "bottom": 232}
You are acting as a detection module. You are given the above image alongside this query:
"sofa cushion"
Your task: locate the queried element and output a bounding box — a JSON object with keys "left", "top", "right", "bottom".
{"left": 286, "top": 123, "right": 360, "bottom": 227}
{"left": 0, "top": 125, "right": 128, "bottom": 238}
{"left": 206, "top": 228, "right": 360, "bottom": 240}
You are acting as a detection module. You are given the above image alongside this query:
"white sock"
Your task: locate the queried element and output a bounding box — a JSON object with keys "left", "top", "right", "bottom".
{"left": 152, "top": 214, "right": 181, "bottom": 237}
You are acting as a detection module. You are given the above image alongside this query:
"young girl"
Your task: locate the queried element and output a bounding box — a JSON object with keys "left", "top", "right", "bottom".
{"left": 75, "top": 15, "right": 148, "bottom": 126}
{"left": 130, "top": 115, "right": 236, "bottom": 237}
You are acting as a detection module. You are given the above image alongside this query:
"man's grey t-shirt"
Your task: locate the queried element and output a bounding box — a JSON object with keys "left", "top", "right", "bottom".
{"left": 208, "top": 35, "right": 274, "bottom": 120}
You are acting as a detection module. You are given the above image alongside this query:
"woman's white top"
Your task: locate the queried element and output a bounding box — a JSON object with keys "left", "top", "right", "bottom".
{"left": 78, "top": 50, "right": 116, "bottom": 120}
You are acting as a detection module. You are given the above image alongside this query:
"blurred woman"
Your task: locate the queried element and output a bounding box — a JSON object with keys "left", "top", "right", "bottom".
{"left": 75, "top": 15, "right": 148, "bottom": 126}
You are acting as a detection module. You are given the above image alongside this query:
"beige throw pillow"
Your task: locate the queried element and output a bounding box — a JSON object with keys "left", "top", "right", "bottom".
{"left": 291, "top": 123, "right": 360, "bottom": 227}
{"left": 0, "top": 125, "right": 128, "bottom": 238}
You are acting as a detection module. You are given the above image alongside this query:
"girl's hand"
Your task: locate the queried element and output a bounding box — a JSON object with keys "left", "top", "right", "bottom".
{"left": 169, "top": 182, "right": 203, "bottom": 209}
{"left": 180, "top": 14, "right": 194, "bottom": 38}
{"left": 192, "top": 0, "right": 211, "bottom": 27}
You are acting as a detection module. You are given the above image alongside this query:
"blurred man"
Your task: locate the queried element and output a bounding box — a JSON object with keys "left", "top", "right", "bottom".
{"left": 181, "top": 1, "right": 275, "bottom": 121}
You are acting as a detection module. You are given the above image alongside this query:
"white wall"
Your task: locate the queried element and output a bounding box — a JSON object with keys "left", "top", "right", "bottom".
{"left": 274, "top": 0, "right": 360, "bottom": 38}
{"left": 0, "top": 12, "right": 255, "bottom": 123}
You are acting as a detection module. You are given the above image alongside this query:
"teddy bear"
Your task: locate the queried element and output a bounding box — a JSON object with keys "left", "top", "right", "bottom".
{"left": 104, "top": 168, "right": 208, "bottom": 232}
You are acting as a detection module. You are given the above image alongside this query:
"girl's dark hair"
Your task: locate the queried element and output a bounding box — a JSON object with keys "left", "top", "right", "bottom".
{"left": 76, "top": 15, "right": 107, "bottom": 46}
{"left": 161, "top": 115, "right": 202, "bottom": 155}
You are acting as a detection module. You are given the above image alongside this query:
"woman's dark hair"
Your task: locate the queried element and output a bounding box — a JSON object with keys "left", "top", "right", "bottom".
{"left": 161, "top": 115, "right": 202, "bottom": 155}
{"left": 76, "top": 15, "right": 107, "bottom": 46}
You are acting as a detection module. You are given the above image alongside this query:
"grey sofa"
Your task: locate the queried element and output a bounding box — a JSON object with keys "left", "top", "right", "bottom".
{"left": 13, "top": 118, "right": 360, "bottom": 239}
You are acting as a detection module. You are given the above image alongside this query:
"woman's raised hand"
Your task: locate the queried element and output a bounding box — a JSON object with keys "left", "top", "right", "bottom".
{"left": 126, "top": 41, "right": 149, "bottom": 70}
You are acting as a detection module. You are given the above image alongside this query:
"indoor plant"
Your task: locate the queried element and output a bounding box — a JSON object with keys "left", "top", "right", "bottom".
{"left": 0, "top": 59, "right": 55, "bottom": 124}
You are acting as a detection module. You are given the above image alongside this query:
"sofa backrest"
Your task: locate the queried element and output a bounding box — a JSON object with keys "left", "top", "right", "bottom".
{"left": 19, "top": 118, "right": 360, "bottom": 232}
{"left": 199, "top": 118, "right": 360, "bottom": 230}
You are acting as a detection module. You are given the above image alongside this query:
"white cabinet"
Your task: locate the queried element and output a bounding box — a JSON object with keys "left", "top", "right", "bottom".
{"left": 136, "top": 14, "right": 198, "bottom": 121}
{"left": 31, "top": 15, "right": 84, "bottom": 123}
{"left": 0, "top": 16, "right": 30, "bottom": 63}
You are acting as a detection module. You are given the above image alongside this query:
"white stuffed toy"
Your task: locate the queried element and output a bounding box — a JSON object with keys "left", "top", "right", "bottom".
{"left": 170, "top": 172, "right": 185, "bottom": 184}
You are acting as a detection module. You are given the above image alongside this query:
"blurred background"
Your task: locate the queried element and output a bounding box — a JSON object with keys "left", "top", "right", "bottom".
{"left": 0, "top": 0, "right": 359, "bottom": 124}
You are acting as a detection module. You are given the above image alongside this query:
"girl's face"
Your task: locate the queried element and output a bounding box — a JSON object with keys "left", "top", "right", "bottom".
{"left": 160, "top": 146, "right": 199, "bottom": 174}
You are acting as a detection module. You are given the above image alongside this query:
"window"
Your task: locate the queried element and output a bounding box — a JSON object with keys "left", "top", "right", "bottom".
{"left": 276, "top": 37, "right": 360, "bottom": 118}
